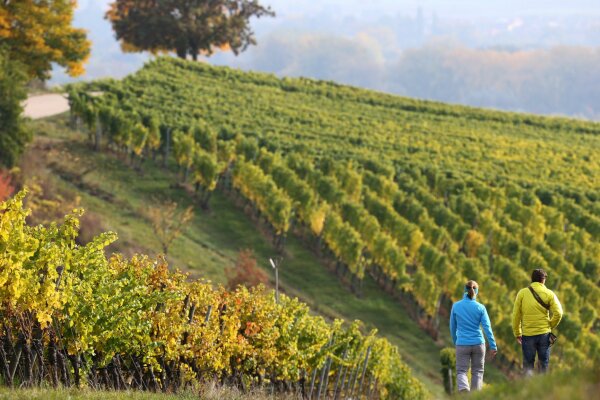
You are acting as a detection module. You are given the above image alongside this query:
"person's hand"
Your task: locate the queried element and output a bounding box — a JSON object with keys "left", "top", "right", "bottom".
{"left": 489, "top": 349, "right": 498, "bottom": 360}
{"left": 516, "top": 336, "right": 522, "bottom": 345}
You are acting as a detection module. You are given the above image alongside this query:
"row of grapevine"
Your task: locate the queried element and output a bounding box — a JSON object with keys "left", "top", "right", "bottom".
{"left": 394, "top": 168, "right": 600, "bottom": 363}
{"left": 0, "top": 191, "right": 425, "bottom": 399}
{"left": 65, "top": 57, "right": 599, "bottom": 374}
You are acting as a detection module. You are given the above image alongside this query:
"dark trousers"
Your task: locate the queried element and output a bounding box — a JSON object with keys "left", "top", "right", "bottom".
{"left": 522, "top": 333, "right": 551, "bottom": 374}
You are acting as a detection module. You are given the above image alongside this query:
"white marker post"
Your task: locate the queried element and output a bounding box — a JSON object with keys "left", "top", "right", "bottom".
{"left": 269, "top": 257, "right": 280, "bottom": 304}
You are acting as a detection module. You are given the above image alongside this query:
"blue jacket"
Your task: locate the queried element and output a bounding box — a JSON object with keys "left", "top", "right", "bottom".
{"left": 450, "top": 294, "right": 497, "bottom": 350}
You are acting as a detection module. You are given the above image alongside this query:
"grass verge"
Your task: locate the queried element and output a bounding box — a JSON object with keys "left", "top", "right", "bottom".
{"left": 468, "top": 367, "right": 600, "bottom": 400}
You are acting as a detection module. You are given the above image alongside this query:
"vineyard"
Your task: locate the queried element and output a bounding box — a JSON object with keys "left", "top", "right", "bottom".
{"left": 0, "top": 191, "right": 424, "bottom": 398}
{"left": 65, "top": 57, "right": 600, "bottom": 378}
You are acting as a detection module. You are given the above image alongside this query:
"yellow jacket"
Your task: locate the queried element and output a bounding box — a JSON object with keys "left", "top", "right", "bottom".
{"left": 512, "top": 282, "right": 563, "bottom": 337}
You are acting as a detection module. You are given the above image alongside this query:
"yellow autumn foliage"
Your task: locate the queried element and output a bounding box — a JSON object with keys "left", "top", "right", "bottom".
{"left": 0, "top": 0, "right": 90, "bottom": 79}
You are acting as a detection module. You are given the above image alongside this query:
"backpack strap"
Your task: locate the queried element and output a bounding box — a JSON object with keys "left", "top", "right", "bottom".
{"left": 528, "top": 286, "right": 550, "bottom": 310}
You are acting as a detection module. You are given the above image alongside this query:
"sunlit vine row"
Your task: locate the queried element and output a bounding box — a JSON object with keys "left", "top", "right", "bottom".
{"left": 0, "top": 191, "right": 425, "bottom": 398}
{"left": 66, "top": 57, "right": 600, "bottom": 372}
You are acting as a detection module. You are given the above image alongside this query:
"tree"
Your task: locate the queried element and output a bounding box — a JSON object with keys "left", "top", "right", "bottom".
{"left": 440, "top": 347, "right": 456, "bottom": 395}
{"left": 143, "top": 200, "right": 195, "bottom": 255}
{"left": 0, "top": 169, "right": 14, "bottom": 202}
{"left": 0, "top": 0, "right": 90, "bottom": 80}
{"left": 463, "top": 229, "right": 485, "bottom": 257}
{"left": 106, "top": 0, "right": 275, "bottom": 61}
{"left": 173, "top": 130, "right": 196, "bottom": 181}
{"left": 192, "top": 148, "right": 220, "bottom": 209}
{"left": 193, "top": 120, "right": 217, "bottom": 153}
{"left": 131, "top": 122, "right": 149, "bottom": 158}
{"left": 225, "top": 249, "right": 269, "bottom": 290}
{"left": 142, "top": 113, "right": 161, "bottom": 158}
{"left": 0, "top": 51, "right": 31, "bottom": 168}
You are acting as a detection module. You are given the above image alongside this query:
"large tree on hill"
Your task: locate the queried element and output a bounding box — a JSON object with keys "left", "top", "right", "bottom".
{"left": 106, "top": 0, "right": 275, "bottom": 61}
{"left": 0, "top": 0, "right": 90, "bottom": 80}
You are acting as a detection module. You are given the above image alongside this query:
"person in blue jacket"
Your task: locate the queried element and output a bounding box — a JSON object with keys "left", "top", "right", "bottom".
{"left": 450, "top": 280, "right": 498, "bottom": 392}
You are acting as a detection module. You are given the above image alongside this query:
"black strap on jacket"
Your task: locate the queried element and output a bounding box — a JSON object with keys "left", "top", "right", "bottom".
{"left": 528, "top": 286, "right": 558, "bottom": 346}
{"left": 528, "top": 286, "right": 550, "bottom": 310}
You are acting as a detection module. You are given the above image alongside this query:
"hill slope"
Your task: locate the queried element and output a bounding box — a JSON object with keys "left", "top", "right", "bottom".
{"left": 25, "top": 115, "right": 453, "bottom": 397}
{"left": 47, "top": 57, "right": 600, "bottom": 394}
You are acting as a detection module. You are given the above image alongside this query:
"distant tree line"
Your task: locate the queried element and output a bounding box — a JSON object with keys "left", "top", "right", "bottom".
{"left": 249, "top": 34, "right": 600, "bottom": 120}
{"left": 388, "top": 43, "right": 600, "bottom": 120}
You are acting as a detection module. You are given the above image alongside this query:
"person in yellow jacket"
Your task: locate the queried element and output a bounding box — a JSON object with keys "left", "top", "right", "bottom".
{"left": 512, "top": 269, "right": 563, "bottom": 375}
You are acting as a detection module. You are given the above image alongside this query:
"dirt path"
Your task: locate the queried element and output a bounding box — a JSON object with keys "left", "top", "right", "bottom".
{"left": 23, "top": 94, "right": 70, "bottom": 119}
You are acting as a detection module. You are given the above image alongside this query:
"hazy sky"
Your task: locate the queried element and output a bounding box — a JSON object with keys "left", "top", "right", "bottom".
{"left": 63, "top": 0, "right": 600, "bottom": 79}
{"left": 80, "top": 0, "right": 600, "bottom": 16}
{"left": 77, "top": 0, "right": 600, "bottom": 29}
{"left": 52, "top": 1, "right": 600, "bottom": 119}
{"left": 256, "top": 0, "right": 600, "bottom": 17}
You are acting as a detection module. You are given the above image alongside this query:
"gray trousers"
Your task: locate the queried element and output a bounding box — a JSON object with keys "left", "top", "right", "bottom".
{"left": 456, "top": 344, "right": 486, "bottom": 392}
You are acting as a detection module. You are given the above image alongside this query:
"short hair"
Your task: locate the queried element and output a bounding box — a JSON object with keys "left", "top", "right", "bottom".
{"left": 531, "top": 269, "right": 547, "bottom": 283}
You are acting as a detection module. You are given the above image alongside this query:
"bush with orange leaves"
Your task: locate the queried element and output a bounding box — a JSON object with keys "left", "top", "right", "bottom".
{"left": 225, "top": 249, "right": 270, "bottom": 290}
{"left": 0, "top": 170, "right": 14, "bottom": 202}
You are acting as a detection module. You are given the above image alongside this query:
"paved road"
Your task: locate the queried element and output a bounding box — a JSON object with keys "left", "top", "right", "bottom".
{"left": 23, "top": 94, "right": 70, "bottom": 119}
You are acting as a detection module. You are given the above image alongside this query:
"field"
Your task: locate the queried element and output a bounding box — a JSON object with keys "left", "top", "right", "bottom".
{"left": 23, "top": 113, "right": 456, "bottom": 397}
{"left": 1, "top": 365, "right": 597, "bottom": 399}
{"left": 6, "top": 56, "right": 599, "bottom": 398}
{"left": 70, "top": 57, "right": 599, "bottom": 370}
{"left": 469, "top": 366, "right": 600, "bottom": 400}
{"left": 0, "top": 385, "right": 293, "bottom": 400}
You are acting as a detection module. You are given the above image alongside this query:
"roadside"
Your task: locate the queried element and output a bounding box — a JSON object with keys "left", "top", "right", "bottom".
{"left": 22, "top": 94, "right": 69, "bottom": 119}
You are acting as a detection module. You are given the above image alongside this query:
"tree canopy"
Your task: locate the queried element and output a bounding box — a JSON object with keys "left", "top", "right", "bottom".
{"left": 0, "top": 0, "right": 90, "bottom": 80}
{"left": 106, "top": 0, "right": 275, "bottom": 60}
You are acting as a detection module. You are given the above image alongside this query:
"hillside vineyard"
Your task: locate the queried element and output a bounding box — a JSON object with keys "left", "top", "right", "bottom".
{"left": 69, "top": 58, "right": 599, "bottom": 372}
{"left": 0, "top": 192, "right": 424, "bottom": 398}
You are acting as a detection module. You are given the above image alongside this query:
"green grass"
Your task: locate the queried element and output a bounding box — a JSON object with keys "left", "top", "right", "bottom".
{"left": 26, "top": 114, "right": 507, "bottom": 398}
{"left": 0, "top": 385, "right": 296, "bottom": 399}
{"left": 6, "top": 367, "right": 596, "bottom": 400}
{"left": 0, "top": 388, "right": 189, "bottom": 400}
{"left": 468, "top": 367, "right": 600, "bottom": 400}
